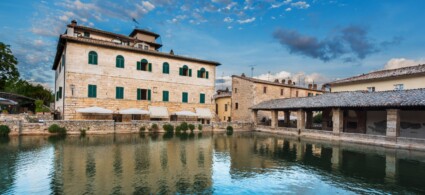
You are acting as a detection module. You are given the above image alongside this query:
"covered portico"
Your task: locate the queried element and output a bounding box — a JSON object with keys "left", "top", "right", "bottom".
{"left": 251, "top": 89, "right": 425, "bottom": 149}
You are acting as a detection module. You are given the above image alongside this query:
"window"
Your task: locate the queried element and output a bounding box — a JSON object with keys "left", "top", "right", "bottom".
{"left": 308, "top": 93, "right": 313, "bottom": 97}
{"left": 83, "top": 32, "right": 90, "bottom": 37}
{"left": 200, "top": 93, "right": 205, "bottom": 104}
{"left": 137, "top": 88, "right": 151, "bottom": 100}
{"left": 88, "top": 85, "right": 97, "bottom": 98}
{"left": 116, "top": 87, "right": 124, "bottom": 99}
{"left": 225, "top": 104, "right": 228, "bottom": 112}
{"left": 143, "top": 45, "right": 149, "bottom": 50}
{"left": 88, "top": 51, "right": 97, "bottom": 65}
{"left": 394, "top": 84, "right": 404, "bottom": 90}
{"left": 235, "top": 103, "right": 239, "bottom": 110}
{"left": 162, "top": 91, "right": 169, "bottom": 102}
{"left": 197, "top": 68, "right": 209, "bottom": 79}
{"left": 179, "top": 65, "right": 192, "bottom": 76}
{"left": 234, "top": 88, "right": 237, "bottom": 93}
{"left": 263, "top": 87, "right": 267, "bottom": 94}
{"left": 58, "top": 87, "right": 62, "bottom": 99}
{"left": 116, "top": 55, "right": 124, "bottom": 68}
{"left": 281, "top": 89, "right": 284, "bottom": 96}
{"left": 162, "top": 62, "right": 170, "bottom": 74}
{"left": 296, "top": 91, "right": 299, "bottom": 97}
{"left": 182, "top": 92, "right": 188, "bottom": 103}
{"left": 367, "top": 87, "right": 375, "bottom": 92}
{"left": 137, "top": 59, "right": 151, "bottom": 71}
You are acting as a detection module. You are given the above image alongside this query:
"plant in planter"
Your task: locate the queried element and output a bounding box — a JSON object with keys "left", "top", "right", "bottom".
{"left": 0, "top": 125, "right": 11, "bottom": 137}
{"left": 163, "top": 124, "right": 174, "bottom": 133}
{"left": 198, "top": 124, "right": 203, "bottom": 131}
{"left": 48, "top": 124, "right": 67, "bottom": 136}
{"left": 188, "top": 124, "right": 195, "bottom": 133}
{"left": 139, "top": 126, "right": 146, "bottom": 133}
{"left": 180, "top": 122, "right": 188, "bottom": 133}
{"left": 150, "top": 124, "right": 159, "bottom": 132}
{"left": 226, "top": 125, "right": 233, "bottom": 135}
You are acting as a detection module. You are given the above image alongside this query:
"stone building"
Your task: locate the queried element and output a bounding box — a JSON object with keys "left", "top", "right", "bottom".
{"left": 231, "top": 74, "right": 324, "bottom": 122}
{"left": 251, "top": 88, "right": 425, "bottom": 150}
{"left": 213, "top": 89, "right": 232, "bottom": 122}
{"left": 52, "top": 20, "right": 220, "bottom": 121}
{"left": 327, "top": 64, "right": 425, "bottom": 92}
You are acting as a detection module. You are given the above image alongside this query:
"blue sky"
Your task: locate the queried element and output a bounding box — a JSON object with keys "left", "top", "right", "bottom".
{"left": 1, "top": 0, "right": 425, "bottom": 90}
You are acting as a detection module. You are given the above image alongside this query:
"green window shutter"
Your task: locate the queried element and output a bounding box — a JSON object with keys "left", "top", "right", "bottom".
{"left": 197, "top": 70, "right": 200, "bottom": 78}
{"left": 59, "top": 87, "right": 62, "bottom": 99}
{"left": 116, "top": 57, "right": 119, "bottom": 68}
{"left": 137, "top": 61, "right": 141, "bottom": 70}
{"left": 179, "top": 68, "right": 182, "bottom": 76}
{"left": 148, "top": 89, "right": 151, "bottom": 101}
{"left": 148, "top": 63, "right": 152, "bottom": 72}
{"left": 162, "top": 91, "right": 169, "bottom": 102}
{"left": 206, "top": 71, "right": 209, "bottom": 79}
{"left": 116, "top": 87, "right": 124, "bottom": 99}
{"left": 56, "top": 92, "right": 59, "bottom": 101}
{"left": 88, "top": 85, "right": 97, "bottom": 98}
{"left": 93, "top": 54, "right": 97, "bottom": 65}
{"left": 200, "top": 93, "right": 205, "bottom": 104}
{"left": 93, "top": 85, "right": 97, "bottom": 98}
{"left": 189, "top": 69, "right": 192, "bottom": 77}
{"left": 137, "top": 89, "right": 141, "bottom": 100}
{"left": 163, "top": 63, "right": 169, "bottom": 74}
{"left": 182, "top": 92, "right": 188, "bottom": 103}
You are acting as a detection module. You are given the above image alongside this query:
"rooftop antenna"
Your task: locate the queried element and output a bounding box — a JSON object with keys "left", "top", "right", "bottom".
{"left": 132, "top": 18, "right": 140, "bottom": 29}
{"left": 249, "top": 65, "right": 256, "bottom": 77}
{"left": 268, "top": 71, "right": 271, "bottom": 81}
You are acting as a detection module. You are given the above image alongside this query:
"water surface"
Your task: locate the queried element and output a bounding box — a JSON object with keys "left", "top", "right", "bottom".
{"left": 0, "top": 132, "right": 424, "bottom": 194}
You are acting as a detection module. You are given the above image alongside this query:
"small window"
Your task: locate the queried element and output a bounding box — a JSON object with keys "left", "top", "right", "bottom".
{"left": 179, "top": 65, "right": 192, "bottom": 76}
{"left": 163, "top": 91, "right": 169, "bottom": 102}
{"left": 367, "top": 87, "right": 375, "bottom": 92}
{"left": 88, "top": 85, "right": 97, "bottom": 98}
{"left": 394, "top": 84, "right": 404, "bottom": 91}
{"left": 225, "top": 104, "right": 228, "bottom": 112}
{"left": 235, "top": 88, "right": 237, "bottom": 93}
{"left": 235, "top": 103, "right": 239, "bottom": 110}
{"left": 263, "top": 87, "right": 267, "bottom": 94}
{"left": 162, "top": 62, "right": 170, "bottom": 74}
{"left": 182, "top": 92, "right": 188, "bottom": 103}
{"left": 137, "top": 89, "right": 151, "bottom": 100}
{"left": 308, "top": 93, "right": 313, "bottom": 97}
{"left": 137, "top": 59, "right": 151, "bottom": 71}
{"left": 200, "top": 93, "right": 205, "bottom": 104}
{"left": 83, "top": 32, "right": 90, "bottom": 37}
{"left": 116, "top": 87, "right": 124, "bottom": 99}
{"left": 197, "top": 68, "right": 209, "bottom": 79}
{"left": 58, "top": 87, "right": 62, "bottom": 99}
{"left": 281, "top": 89, "right": 284, "bottom": 96}
{"left": 116, "top": 55, "right": 124, "bottom": 68}
{"left": 143, "top": 45, "right": 149, "bottom": 50}
{"left": 88, "top": 51, "right": 97, "bottom": 65}
{"left": 296, "top": 91, "right": 299, "bottom": 97}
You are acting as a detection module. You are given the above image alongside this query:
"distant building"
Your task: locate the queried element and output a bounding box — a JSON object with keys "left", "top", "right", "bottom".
{"left": 214, "top": 88, "right": 232, "bottom": 122}
{"left": 327, "top": 64, "right": 425, "bottom": 92}
{"left": 231, "top": 74, "right": 324, "bottom": 122}
{"left": 52, "top": 20, "right": 220, "bottom": 122}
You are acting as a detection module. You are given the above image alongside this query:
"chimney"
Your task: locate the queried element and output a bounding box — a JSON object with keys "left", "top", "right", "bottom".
{"left": 293, "top": 82, "right": 296, "bottom": 85}
{"left": 70, "top": 20, "right": 77, "bottom": 26}
{"left": 287, "top": 79, "right": 292, "bottom": 85}
{"left": 274, "top": 79, "right": 279, "bottom": 83}
{"left": 321, "top": 85, "right": 326, "bottom": 91}
{"left": 308, "top": 84, "right": 312, "bottom": 89}
{"left": 281, "top": 79, "right": 285, "bottom": 84}
{"left": 169, "top": 49, "right": 174, "bottom": 55}
{"left": 313, "top": 84, "right": 317, "bottom": 90}
{"left": 241, "top": 73, "right": 246, "bottom": 77}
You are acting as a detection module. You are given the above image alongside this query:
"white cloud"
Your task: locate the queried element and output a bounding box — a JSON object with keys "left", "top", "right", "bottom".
{"left": 227, "top": 26, "right": 233, "bottom": 29}
{"left": 291, "top": 1, "right": 310, "bottom": 9}
{"left": 271, "top": 0, "right": 292, "bottom": 9}
{"left": 285, "top": 7, "right": 292, "bottom": 12}
{"left": 237, "top": 17, "right": 256, "bottom": 24}
{"left": 254, "top": 71, "right": 330, "bottom": 86}
{"left": 384, "top": 58, "right": 425, "bottom": 70}
{"left": 224, "top": 17, "right": 233, "bottom": 23}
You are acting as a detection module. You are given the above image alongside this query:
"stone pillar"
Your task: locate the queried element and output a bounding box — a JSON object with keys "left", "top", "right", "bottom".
{"left": 271, "top": 110, "right": 278, "bottom": 129}
{"left": 386, "top": 109, "right": 400, "bottom": 138}
{"left": 306, "top": 111, "right": 313, "bottom": 129}
{"left": 332, "top": 108, "right": 343, "bottom": 134}
{"left": 331, "top": 147, "right": 341, "bottom": 171}
{"left": 297, "top": 109, "right": 306, "bottom": 130}
{"left": 385, "top": 153, "right": 397, "bottom": 183}
{"left": 251, "top": 110, "right": 258, "bottom": 126}
{"left": 284, "top": 110, "right": 290, "bottom": 127}
{"left": 296, "top": 143, "right": 305, "bottom": 161}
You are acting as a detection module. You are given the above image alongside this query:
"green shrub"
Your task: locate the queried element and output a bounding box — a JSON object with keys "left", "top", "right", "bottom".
{"left": 139, "top": 126, "right": 146, "bottom": 132}
{"left": 163, "top": 124, "right": 174, "bottom": 133}
{"left": 188, "top": 124, "right": 195, "bottom": 132}
{"left": 313, "top": 113, "right": 323, "bottom": 124}
{"left": 79, "top": 128, "right": 87, "bottom": 136}
{"left": 48, "top": 124, "right": 67, "bottom": 135}
{"left": 226, "top": 125, "right": 233, "bottom": 135}
{"left": 0, "top": 125, "right": 11, "bottom": 137}
{"left": 198, "top": 124, "right": 203, "bottom": 131}
{"left": 180, "top": 122, "right": 188, "bottom": 132}
{"left": 175, "top": 125, "right": 181, "bottom": 133}
{"left": 150, "top": 124, "right": 159, "bottom": 132}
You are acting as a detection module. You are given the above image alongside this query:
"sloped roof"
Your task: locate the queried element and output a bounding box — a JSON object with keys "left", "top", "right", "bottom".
{"left": 251, "top": 88, "right": 425, "bottom": 110}
{"left": 328, "top": 64, "right": 425, "bottom": 85}
{"left": 232, "top": 75, "right": 323, "bottom": 92}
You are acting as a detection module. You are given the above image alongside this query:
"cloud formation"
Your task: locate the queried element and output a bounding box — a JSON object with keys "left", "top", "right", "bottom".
{"left": 384, "top": 58, "right": 425, "bottom": 70}
{"left": 273, "top": 25, "right": 402, "bottom": 62}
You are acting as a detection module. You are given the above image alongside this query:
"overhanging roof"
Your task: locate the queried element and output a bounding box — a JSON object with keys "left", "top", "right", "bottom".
{"left": 252, "top": 88, "right": 425, "bottom": 110}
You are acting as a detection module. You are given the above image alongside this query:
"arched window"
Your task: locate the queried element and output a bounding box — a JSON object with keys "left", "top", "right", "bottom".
{"left": 88, "top": 51, "right": 98, "bottom": 65}
{"left": 197, "top": 68, "right": 209, "bottom": 79}
{"left": 162, "top": 62, "right": 170, "bottom": 74}
{"left": 116, "top": 55, "right": 124, "bottom": 68}
{"left": 137, "top": 59, "right": 151, "bottom": 71}
{"left": 179, "top": 65, "right": 192, "bottom": 76}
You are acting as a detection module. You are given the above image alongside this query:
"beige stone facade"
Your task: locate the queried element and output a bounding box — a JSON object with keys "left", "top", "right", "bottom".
{"left": 53, "top": 21, "right": 219, "bottom": 121}
{"left": 231, "top": 75, "right": 324, "bottom": 122}
{"left": 214, "top": 91, "right": 231, "bottom": 122}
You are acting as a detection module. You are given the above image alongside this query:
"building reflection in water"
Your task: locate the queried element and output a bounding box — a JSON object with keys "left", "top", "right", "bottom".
{"left": 1, "top": 133, "right": 425, "bottom": 194}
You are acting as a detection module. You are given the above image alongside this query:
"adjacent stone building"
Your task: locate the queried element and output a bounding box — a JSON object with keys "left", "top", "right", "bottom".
{"left": 231, "top": 74, "right": 324, "bottom": 122}
{"left": 327, "top": 64, "right": 425, "bottom": 92}
{"left": 214, "top": 89, "right": 232, "bottom": 122}
{"left": 52, "top": 20, "right": 220, "bottom": 121}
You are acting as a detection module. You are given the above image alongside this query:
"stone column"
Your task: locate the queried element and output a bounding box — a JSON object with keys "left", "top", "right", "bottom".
{"left": 271, "top": 110, "right": 278, "bottom": 129}
{"left": 296, "top": 142, "right": 305, "bottom": 161}
{"left": 331, "top": 147, "right": 341, "bottom": 171}
{"left": 306, "top": 111, "right": 313, "bottom": 129}
{"left": 284, "top": 110, "right": 290, "bottom": 127}
{"left": 251, "top": 110, "right": 258, "bottom": 126}
{"left": 332, "top": 108, "right": 343, "bottom": 134}
{"left": 386, "top": 109, "right": 400, "bottom": 138}
{"left": 297, "top": 109, "right": 306, "bottom": 130}
{"left": 385, "top": 153, "right": 397, "bottom": 183}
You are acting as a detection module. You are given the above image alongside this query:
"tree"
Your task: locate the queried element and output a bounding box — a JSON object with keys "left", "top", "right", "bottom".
{"left": 0, "top": 42, "right": 19, "bottom": 90}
